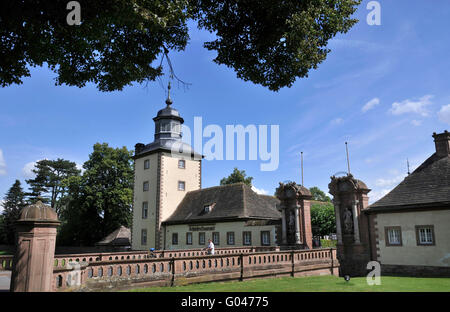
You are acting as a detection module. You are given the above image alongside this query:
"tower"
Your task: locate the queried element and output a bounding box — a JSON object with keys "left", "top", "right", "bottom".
{"left": 328, "top": 174, "right": 371, "bottom": 276}
{"left": 132, "top": 84, "right": 202, "bottom": 250}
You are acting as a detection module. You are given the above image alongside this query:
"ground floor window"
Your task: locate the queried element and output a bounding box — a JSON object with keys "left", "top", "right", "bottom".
{"left": 227, "top": 232, "right": 235, "bottom": 245}
{"left": 186, "top": 232, "right": 193, "bottom": 245}
{"left": 261, "top": 231, "right": 270, "bottom": 246}
{"left": 385, "top": 226, "right": 402, "bottom": 246}
{"left": 213, "top": 232, "right": 220, "bottom": 245}
{"left": 416, "top": 225, "right": 435, "bottom": 245}
{"left": 243, "top": 231, "right": 252, "bottom": 245}
{"left": 172, "top": 233, "right": 178, "bottom": 245}
{"left": 199, "top": 232, "right": 206, "bottom": 245}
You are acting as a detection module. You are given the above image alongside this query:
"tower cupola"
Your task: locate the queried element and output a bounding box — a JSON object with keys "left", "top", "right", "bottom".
{"left": 153, "top": 82, "right": 184, "bottom": 142}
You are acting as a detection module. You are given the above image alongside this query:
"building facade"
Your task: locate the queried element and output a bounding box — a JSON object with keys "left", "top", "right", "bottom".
{"left": 131, "top": 85, "right": 202, "bottom": 250}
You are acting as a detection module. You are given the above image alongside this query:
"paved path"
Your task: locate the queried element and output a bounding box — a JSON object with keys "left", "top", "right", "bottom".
{"left": 0, "top": 271, "right": 11, "bottom": 292}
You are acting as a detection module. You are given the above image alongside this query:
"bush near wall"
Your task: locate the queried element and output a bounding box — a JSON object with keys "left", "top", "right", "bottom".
{"left": 320, "top": 239, "right": 337, "bottom": 248}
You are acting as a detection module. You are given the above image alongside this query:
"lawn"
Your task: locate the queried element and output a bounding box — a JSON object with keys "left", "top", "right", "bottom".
{"left": 128, "top": 275, "right": 450, "bottom": 292}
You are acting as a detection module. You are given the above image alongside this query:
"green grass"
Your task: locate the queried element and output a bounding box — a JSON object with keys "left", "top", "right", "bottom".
{"left": 128, "top": 275, "right": 450, "bottom": 292}
{"left": 320, "top": 239, "right": 337, "bottom": 248}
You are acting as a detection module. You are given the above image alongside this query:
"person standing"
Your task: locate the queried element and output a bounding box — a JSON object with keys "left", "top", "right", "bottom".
{"left": 207, "top": 239, "right": 215, "bottom": 255}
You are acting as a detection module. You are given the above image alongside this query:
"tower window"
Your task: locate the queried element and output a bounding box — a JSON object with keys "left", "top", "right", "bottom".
{"left": 143, "top": 181, "right": 149, "bottom": 191}
{"left": 178, "top": 181, "right": 185, "bottom": 191}
{"left": 144, "top": 159, "right": 150, "bottom": 169}
{"left": 160, "top": 122, "right": 170, "bottom": 132}
{"left": 178, "top": 159, "right": 185, "bottom": 169}
{"left": 141, "top": 229, "right": 147, "bottom": 246}
{"left": 142, "top": 202, "right": 148, "bottom": 219}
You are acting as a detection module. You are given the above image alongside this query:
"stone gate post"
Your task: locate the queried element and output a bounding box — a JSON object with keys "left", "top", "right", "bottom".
{"left": 10, "top": 201, "right": 60, "bottom": 292}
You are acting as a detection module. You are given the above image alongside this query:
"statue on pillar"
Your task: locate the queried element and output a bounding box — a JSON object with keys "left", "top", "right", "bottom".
{"left": 343, "top": 207, "right": 354, "bottom": 234}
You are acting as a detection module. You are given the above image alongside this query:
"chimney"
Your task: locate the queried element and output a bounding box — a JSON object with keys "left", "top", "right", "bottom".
{"left": 432, "top": 130, "right": 450, "bottom": 157}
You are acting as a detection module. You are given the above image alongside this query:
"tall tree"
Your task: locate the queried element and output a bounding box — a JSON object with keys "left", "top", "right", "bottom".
{"left": 220, "top": 167, "right": 253, "bottom": 186}
{"left": 309, "top": 186, "right": 331, "bottom": 202}
{"left": 310, "top": 202, "right": 336, "bottom": 237}
{"left": 0, "top": 0, "right": 360, "bottom": 92}
{"left": 1, "top": 180, "right": 26, "bottom": 244}
{"left": 26, "top": 159, "right": 81, "bottom": 215}
{"left": 58, "top": 143, "right": 134, "bottom": 246}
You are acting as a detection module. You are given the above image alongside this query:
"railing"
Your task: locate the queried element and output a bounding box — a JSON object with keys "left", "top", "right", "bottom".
{"left": 52, "top": 248, "right": 337, "bottom": 291}
{"left": 51, "top": 246, "right": 279, "bottom": 268}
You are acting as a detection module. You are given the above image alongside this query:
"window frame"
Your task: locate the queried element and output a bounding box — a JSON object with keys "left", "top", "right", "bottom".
{"left": 144, "top": 159, "right": 150, "bottom": 170}
{"left": 172, "top": 233, "right": 178, "bottom": 245}
{"left": 178, "top": 159, "right": 186, "bottom": 169}
{"left": 178, "top": 181, "right": 185, "bottom": 191}
{"left": 243, "top": 231, "right": 252, "bottom": 246}
{"left": 415, "top": 225, "right": 436, "bottom": 246}
{"left": 142, "top": 202, "right": 148, "bottom": 219}
{"left": 198, "top": 232, "right": 206, "bottom": 245}
{"left": 261, "top": 231, "right": 270, "bottom": 246}
{"left": 212, "top": 232, "right": 220, "bottom": 245}
{"left": 384, "top": 226, "right": 402, "bottom": 247}
{"left": 227, "top": 232, "right": 235, "bottom": 245}
{"left": 186, "top": 232, "right": 193, "bottom": 245}
{"left": 141, "top": 229, "right": 147, "bottom": 246}
{"left": 143, "top": 181, "right": 149, "bottom": 192}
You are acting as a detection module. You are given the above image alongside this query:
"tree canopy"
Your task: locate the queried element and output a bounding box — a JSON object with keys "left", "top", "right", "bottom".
{"left": 309, "top": 186, "right": 331, "bottom": 202}
{"left": 1, "top": 180, "right": 26, "bottom": 244}
{"left": 220, "top": 167, "right": 253, "bottom": 186}
{"left": 310, "top": 201, "right": 335, "bottom": 237}
{"left": 0, "top": 0, "right": 361, "bottom": 91}
{"left": 58, "top": 143, "right": 134, "bottom": 246}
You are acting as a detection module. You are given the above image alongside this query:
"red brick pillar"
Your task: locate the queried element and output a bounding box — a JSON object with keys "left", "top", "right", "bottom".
{"left": 299, "top": 198, "right": 313, "bottom": 249}
{"left": 10, "top": 201, "right": 60, "bottom": 292}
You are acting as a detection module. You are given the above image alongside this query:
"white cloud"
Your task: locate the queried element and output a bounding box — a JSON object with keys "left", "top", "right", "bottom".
{"left": 330, "top": 118, "right": 344, "bottom": 125}
{"left": 0, "top": 149, "right": 6, "bottom": 176}
{"left": 251, "top": 185, "right": 268, "bottom": 195}
{"left": 76, "top": 163, "right": 85, "bottom": 174}
{"left": 389, "top": 95, "right": 433, "bottom": 117}
{"left": 22, "top": 161, "right": 38, "bottom": 178}
{"left": 362, "top": 98, "right": 380, "bottom": 113}
{"left": 369, "top": 188, "right": 391, "bottom": 204}
{"left": 438, "top": 104, "right": 450, "bottom": 125}
{"left": 411, "top": 120, "right": 422, "bottom": 126}
{"left": 0, "top": 200, "right": 4, "bottom": 213}
{"left": 375, "top": 174, "right": 406, "bottom": 187}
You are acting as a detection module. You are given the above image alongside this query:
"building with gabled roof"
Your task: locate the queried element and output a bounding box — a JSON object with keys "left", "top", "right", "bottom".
{"left": 363, "top": 130, "right": 450, "bottom": 276}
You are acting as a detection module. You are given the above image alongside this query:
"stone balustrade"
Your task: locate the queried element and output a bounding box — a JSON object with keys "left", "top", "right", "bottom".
{"left": 53, "top": 247, "right": 338, "bottom": 291}
{"left": 0, "top": 255, "right": 14, "bottom": 270}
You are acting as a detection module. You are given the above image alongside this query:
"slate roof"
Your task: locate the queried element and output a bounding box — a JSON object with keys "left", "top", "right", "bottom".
{"left": 367, "top": 153, "right": 450, "bottom": 212}
{"left": 96, "top": 226, "right": 131, "bottom": 246}
{"left": 162, "top": 183, "right": 281, "bottom": 225}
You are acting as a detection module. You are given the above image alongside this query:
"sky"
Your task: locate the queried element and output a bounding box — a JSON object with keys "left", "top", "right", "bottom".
{"left": 1, "top": 0, "right": 450, "bottom": 212}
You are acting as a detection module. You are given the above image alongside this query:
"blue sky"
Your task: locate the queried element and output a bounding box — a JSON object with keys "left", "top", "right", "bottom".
{"left": 1, "top": 0, "right": 450, "bottom": 210}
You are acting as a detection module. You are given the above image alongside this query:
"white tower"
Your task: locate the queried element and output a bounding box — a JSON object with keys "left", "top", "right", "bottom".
{"left": 132, "top": 84, "right": 202, "bottom": 250}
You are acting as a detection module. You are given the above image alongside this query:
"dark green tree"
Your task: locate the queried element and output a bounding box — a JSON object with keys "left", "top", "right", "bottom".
{"left": 310, "top": 202, "right": 336, "bottom": 237}
{"left": 220, "top": 167, "right": 253, "bottom": 186}
{"left": 309, "top": 186, "right": 331, "bottom": 202}
{"left": 26, "top": 159, "right": 81, "bottom": 216}
{"left": 1, "top": 180, "right": 26, "bottom": 244}
{"left": 0, "top": 0, "right": 360, "bottom": 92}
{"left": 58, "top": 143, "right": 134, "bottom": 246}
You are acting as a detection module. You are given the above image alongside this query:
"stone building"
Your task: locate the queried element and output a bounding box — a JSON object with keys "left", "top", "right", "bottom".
{"left": 161, "top": 183, "right": 281, "bottom": 249}
{"left": 330, "top": 130, "right": 450, "bottom": 277}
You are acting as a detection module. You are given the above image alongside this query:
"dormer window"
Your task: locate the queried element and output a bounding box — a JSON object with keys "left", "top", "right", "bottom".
{"left": 203, "top": 203, "right": 215, "bottom": 214}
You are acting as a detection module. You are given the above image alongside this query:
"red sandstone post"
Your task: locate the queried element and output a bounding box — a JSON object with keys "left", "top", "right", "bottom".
{"left": 10, "top": 201, "right": 60, "bottom": 292}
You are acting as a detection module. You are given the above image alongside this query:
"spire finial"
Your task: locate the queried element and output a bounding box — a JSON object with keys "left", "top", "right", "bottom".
{"left": 165, "top": 81, "right": 173, "bottom": 106}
